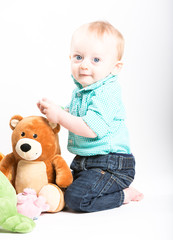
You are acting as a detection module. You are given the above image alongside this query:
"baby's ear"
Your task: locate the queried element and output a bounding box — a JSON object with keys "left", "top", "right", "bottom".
{"left": 10, "top": 115, "right": 23, "bottom": 130}
{"left": 111, "top": 61, "right": 123, "bottom": 75}
{"left": 48, "top": 122, "right": 60, "bottom": 134}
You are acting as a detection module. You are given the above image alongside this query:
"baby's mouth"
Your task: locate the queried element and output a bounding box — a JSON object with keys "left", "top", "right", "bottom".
{"left": 79, "top": 74, "right": 91, "bottom": 77}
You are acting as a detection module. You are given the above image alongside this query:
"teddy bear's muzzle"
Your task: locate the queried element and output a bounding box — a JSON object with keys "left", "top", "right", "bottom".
{"left": 15, "top": 138, "right": 42, "bottom": 161}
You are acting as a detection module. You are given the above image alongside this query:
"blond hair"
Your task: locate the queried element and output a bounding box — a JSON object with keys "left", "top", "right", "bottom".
{"left": 87, "top": 21, "right": 124, "bottom": 60}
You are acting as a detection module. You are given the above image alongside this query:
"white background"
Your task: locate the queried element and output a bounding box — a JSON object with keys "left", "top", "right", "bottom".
{"left": 0, "top": 0, "right": 173, "bottom": 239}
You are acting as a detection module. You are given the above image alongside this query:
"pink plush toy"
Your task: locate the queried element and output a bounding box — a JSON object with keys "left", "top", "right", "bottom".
{"left": 17, "top": 188, "right": 50, "bottom": 220}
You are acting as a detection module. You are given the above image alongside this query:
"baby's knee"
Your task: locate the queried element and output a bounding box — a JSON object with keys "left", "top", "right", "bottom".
{"left": 64, "top": 187, "right": 83, "bottom": 212}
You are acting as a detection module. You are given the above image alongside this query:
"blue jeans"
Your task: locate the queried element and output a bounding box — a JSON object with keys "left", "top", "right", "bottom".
{"left": 65, "top": 153, "right": 135, "bottom": 212}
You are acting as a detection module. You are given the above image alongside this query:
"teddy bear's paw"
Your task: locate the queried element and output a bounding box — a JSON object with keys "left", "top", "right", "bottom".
{"left": 2, "top": 213, "right": 35, "bottom": 233}
{"left": 39, "top": 184, "right": 65, "bottom": 212}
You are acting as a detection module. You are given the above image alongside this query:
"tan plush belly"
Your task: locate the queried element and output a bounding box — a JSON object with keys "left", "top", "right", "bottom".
{"left": 15, "top": 160, "right": 48, "bottom": 194}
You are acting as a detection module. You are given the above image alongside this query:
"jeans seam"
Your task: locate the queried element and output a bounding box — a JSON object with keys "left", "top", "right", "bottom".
{"left": 98, "top": 176, "right": 114, "bottom": 197}
{"left": 112, "top": 175, "right": 127, "bottom": 189}
{"left": 91, "top": 170, "right": 106, "bottom": 190}
{"left": 112, "top": 173, "right": 134, "bottom": 183}
{"left": 120, "top": 190, "right": 124, "bottom": 206}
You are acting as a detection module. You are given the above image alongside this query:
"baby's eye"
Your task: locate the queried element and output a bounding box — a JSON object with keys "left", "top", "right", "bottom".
{"left": 93, "top": 58, "right": 100, "bottom": 63}
{"left": 76, "top": 55, "right": 82, "bottom": 61}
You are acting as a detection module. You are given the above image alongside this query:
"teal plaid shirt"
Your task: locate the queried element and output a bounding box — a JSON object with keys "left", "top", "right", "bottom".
{"left": 67, "top": 74, "right": 131, "bottom": 156}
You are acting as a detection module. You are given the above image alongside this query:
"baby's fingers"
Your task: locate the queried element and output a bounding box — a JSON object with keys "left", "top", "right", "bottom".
{"left": 39, "top": 99, "right": 49, "bottom": 109}
{"left": 42, "top": 97, "right": 53, "bottom": 105}
{"left": 37, "top": 101, "right": 41, "bottom": 109}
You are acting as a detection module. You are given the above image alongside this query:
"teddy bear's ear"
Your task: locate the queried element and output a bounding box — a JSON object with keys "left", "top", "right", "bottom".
{"left": 10, "top": 115, "right": 23, "bottom": 130}
{"left": 48, "top": 122, "right": 60, "bottom": 133}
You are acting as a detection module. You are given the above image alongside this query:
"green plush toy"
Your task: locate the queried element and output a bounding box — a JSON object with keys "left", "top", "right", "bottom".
{"left": 0, "top": 171, "right": 35, "bottom": 233}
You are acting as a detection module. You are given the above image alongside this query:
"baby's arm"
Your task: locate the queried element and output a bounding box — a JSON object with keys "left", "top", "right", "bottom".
{"left": 37, "top": 98, "right": 97, "bottom": 138}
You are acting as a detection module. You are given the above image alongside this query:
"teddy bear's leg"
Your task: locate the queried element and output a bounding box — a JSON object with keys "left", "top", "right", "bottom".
{"left": 39, "top": 184, "right": 65, "bottom": 212}
{"left": 0, "top": 171, "right": 35, "bottom": 233}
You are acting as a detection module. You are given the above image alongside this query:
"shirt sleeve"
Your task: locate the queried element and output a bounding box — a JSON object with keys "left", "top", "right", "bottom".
{"left": 82, "top": 81, "right": 125, "bottom": 138}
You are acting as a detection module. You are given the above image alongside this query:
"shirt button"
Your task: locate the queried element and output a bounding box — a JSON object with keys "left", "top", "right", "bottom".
{"left": 77, "top": 93, "right": 81, "bottom": 97}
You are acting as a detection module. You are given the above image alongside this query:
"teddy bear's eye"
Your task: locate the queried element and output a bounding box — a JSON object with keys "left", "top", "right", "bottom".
{"left": 21, "top": 132, "right": 25, "bottom": 137}
{"left": 33, "top": 134, "right": 37, "bottom": 139}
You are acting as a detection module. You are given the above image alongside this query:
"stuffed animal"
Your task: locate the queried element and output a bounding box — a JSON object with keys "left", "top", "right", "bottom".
{"left": 0, "top": 153, "right": 4, "bottom": 161}
{"left": 0, "top": 115, "right": 73, "bottom": 214}
{"left": 0, "top": 153, "right": 12, "bottom": 180}
{"left": 17, "top": 188, "right": 50, "bottom": 219}
{"left": 0, "top": 171, "right": 35, "bottom": 232}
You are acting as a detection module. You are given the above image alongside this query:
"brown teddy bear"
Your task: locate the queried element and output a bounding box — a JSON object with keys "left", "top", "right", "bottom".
{"left": 0, "top": 115, "right": 73, "bottom": 213}
{"left": 0, "top": 153, "right": 4, "bottom": 161}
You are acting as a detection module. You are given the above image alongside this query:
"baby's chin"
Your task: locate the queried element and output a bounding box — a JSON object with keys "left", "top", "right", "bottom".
{"left": 77, "top": 75, "right": 97, "bottom": 87}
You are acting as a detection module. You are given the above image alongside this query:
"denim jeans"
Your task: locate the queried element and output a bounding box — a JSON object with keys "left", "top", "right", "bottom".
{"left": 64, "top": 153, "right": 135, "bottom": 212}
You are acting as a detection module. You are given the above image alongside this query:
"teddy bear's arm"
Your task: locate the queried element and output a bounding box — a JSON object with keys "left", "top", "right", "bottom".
{"left": 0, "top": 153, "right": 15, "bottom": 178}
{"left": 53, "top": 155, "right": 73, "bottom": 188}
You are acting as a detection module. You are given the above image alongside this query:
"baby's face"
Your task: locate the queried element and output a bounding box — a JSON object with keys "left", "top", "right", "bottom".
{"left": 70, "top": 26, "right": 118, "bottom": 87}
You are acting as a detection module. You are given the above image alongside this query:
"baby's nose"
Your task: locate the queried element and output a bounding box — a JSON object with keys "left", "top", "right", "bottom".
{"left": 80, "top": 59, "right": 89, "bottom": 70}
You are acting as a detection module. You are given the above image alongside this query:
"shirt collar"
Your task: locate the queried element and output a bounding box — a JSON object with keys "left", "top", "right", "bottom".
{"left": 72, "top": 74, "right": 118, "bottom": 92}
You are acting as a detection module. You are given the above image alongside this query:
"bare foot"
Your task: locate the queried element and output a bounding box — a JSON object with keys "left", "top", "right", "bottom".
{"left": 123, "top": 187, "right": 144, "bottom": 204}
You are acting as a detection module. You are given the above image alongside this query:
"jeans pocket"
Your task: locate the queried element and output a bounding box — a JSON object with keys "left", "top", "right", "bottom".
{"left": 98, "top": 175, "right": 117, "bottom": 197}
{"left": 90, "top": 168, "right": 106, "bottom": 190}
{"left": 90, "top": 169, "right": 118, "bottom": 197}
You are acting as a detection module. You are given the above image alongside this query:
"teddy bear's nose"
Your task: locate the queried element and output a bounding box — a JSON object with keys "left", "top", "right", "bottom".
{"left": 20, "top": 144, "right": 31, "bottom": 152}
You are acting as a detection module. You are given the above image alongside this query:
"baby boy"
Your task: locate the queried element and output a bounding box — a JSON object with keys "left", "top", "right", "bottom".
{"left": 37, "top": 21, "right": 143, "bottom": 212}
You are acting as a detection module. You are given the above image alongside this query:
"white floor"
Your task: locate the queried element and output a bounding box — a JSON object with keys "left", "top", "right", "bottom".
{"left": 0, "top": 193, "right": 173, "bottom": 240}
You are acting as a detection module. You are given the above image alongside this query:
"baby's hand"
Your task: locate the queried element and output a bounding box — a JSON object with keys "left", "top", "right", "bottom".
{"left": 37, "top": 98, "right": 61, "bottom": 123}
{"left": 37, "top": 99, "right": 46, "bottom": 114}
